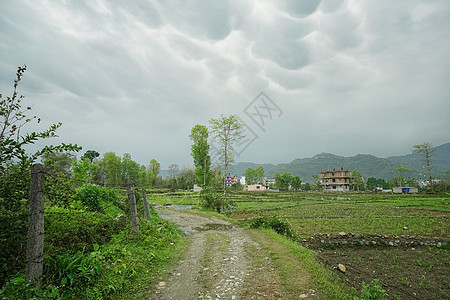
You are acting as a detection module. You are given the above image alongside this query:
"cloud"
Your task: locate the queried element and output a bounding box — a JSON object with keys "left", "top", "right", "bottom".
{"left": 1, "top": 0, "right": 449, "bottom": 169}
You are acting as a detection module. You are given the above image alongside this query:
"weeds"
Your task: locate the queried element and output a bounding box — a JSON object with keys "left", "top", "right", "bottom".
{"left": 354, "top": 279, "right": 387, "bottom": 300}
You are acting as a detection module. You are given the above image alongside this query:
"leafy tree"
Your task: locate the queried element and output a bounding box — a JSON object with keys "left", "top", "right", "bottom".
{"left": 189, "top": 125, "right": 211, "bottom": 187}
{"left": 0, "top": 66, "right": 80, "bottom": 211}
{"left": 121, "top": 153, "right": 140, "bottom": 186}
{"left": 211, "top": 167, "right": 224, "bottom": 189}
{"left": 312, "top": 174, "right": 321, "bottom": 191}
{"left": 412, "top": 142, "right": 433, "bottom": 186}
{"left": 393, "top": 167, "right": 408, "bottom": 187}
{"left": 168, "top": 164, "right": 180, "bottom": 190}
{"left": 81, "top": 150, "right": 100, "bottom": 163}
{"left": 351, "top": 169, "right": 365, "bottom": 191}
{"left": 177, "top": 167, "right": 196, "bottom": 190}
{"left": 245, "top": 168, "right": 257, "bottom": 185}
{"left": 291, "top": 176, "right": 302, "bottom": 191}
{"left": 102, "top": 152, "right": 122, "bottom": 187}
{"left": 41, "top": 152, "right": 75, "bottom": 177}
{"left": 71, "top": 158, "right": 99, "bottom": 188}
{"left": 255, "top": 166, "right": 265, "bottom": 184}
{"left": 303, "top": 182, "right": 311, "bottom": 191}
{"left": 274, "top": 172, "right": 282, "bottom": 190}
{"left": 209, "top": 114, "right": 245, "bottom": 193}
{"left": 280, "top": 172, "right": 293, "bottom": 190}
{"left": 149, "top": 159, "right": 160, "bottom": 177}
{"left": 366, "top": 177, "right": 378, "bottom": 190}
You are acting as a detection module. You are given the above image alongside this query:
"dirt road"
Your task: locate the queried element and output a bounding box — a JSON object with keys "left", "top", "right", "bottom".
{"left": 148, "top": 208, "right": 283, "bottom": 300}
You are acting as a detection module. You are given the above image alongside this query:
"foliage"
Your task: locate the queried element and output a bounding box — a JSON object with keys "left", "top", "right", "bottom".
{"left": 354, "top": 279, "right": 387, "bottom": 300}
{"left": 0, "top": 66, "right": 80, "bottom": 211}
{"left": 121, "top": 153, "right": 140, "bottom": 186}
{"left": 351, "top": 169, "right": 366, "bottom": 191}
{"left": 200, "top": 187, "right": 234, "bottom": 213}
{"left": 102, "top": 152, "right": 122, "bottom": 187}
{"left": 0, "top": 205, "right": 188, "bottom": 300}
{"left": 149, "top": 158, "right": 160, "bottom": 177}
{"left": 412, "top": 142, "right": 434, "bottom": 185}
{"left": 209, "top": 114, "right": 245, "bottom": 192}
{"left": 190, "top": 124, "right": 212, "bottom": 187}
{"left": 81, "top": 150, "right": 100, "bottom": 163}
{"left": 42, "top": 152, "right": 75, "bottom": 177}
{"left": 291, "top": 176, "right": 302, "bottom": 191}
{"left": 71, "top": 158, "right": 100, "bottom": 188}
{"left": 245, "top": 167, "right": 257, "bottom": 185}
{"left": 73, "top": 184, "right": 117, "bottom": 212}
{"left": 250, "top": 215, "right": 296, "bottom": 240}
{"left": 366, "top": 177, "right": 390, "bottom": 190}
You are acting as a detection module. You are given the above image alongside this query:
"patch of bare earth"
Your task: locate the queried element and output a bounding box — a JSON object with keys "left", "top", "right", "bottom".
{"left": 147, "top": 208, "right": 287, "bottom": 300}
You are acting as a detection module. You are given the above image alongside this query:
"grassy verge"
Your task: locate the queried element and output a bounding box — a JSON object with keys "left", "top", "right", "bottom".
{"left": 248, "top": 228, "right": 354, "bottom": 299}
{"left": 0, "top": 204, "right": 189, "bottom": 299}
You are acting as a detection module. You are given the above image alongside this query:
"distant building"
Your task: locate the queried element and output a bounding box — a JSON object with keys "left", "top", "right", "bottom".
{"left": 193, "top": 184, "right": 203, "bottom": 192}
{"left": 239, "top": 176, "right": 246, "bottom": 186}
{"left": 392, "top": 187, "right": 418, "bottom": 194}
{"left": 243, "top": 184, "right": 266, "bottom": 191}
{"left": 320, "top": 168, "right": 351, "bottom": 192}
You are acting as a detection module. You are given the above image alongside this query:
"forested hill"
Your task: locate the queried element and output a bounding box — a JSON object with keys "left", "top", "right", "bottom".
{"left": 231, "top": 142, "right": 450, "bottom": 182}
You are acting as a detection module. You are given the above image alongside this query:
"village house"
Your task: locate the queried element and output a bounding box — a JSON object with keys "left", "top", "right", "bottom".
{"left": 243, "top": 184, "right": 266, "bottom": 191}
{"left": 320, "top": 168, "right": 351, "bottom": 192}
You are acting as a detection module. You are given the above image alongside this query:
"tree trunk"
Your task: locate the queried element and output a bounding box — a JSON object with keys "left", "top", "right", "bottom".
{"left": 26, "top": 164, "right": 45, "bottom": 286}
{"left": 142, "top": 188, "right": 151, "bottom": 220}
{"left": 127, "top": 184, "right": 139, "bottom": 231}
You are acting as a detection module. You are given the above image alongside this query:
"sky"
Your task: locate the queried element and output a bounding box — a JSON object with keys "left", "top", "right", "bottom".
{"left": 1, "top": 0, "right": 449, "bottom": 169}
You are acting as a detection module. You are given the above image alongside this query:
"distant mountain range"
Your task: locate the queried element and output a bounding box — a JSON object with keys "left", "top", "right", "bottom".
{"left": 230, "top": 142, "right": 450, "bottom": 182}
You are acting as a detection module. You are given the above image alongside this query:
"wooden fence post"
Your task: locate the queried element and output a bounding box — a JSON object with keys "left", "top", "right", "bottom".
{"left": 26, "top": 164, "right": 45, "bottom": 286}
{"left": 142, "top": 188, "right": 151, "bottom": 220}
{"left": 127, "top": 184, "right": 139, "bottom": 231}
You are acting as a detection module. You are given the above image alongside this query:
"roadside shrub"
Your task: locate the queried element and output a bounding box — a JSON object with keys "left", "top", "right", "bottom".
{"left": 73, "top": 184, "right": 117, "bottom": 212}
{"left": 250, "top": 215, "right": 296, "bottom": 240}
{"left": 45, "top": 206, "right": 127, "bottom": 254}
{"left": 0, "top": 211, "right": 28, "bottom": 287}
{"left": 200, "top": 188, "right": 234, "bottom": 213}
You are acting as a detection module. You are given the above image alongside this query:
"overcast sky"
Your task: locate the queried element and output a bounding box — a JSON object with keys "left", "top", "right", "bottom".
{"left": 1, "top": 0, "right": 449, "bottom": 169}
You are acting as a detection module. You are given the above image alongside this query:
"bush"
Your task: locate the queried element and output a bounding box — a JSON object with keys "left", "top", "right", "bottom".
{"left": 73, "top": 184, "right": 117, "bottom": 212}
{"left": 250, "top": 215, "right": 296, "bottom": 240}
{"left": 200, "top": 188, "right": 234, "bottom": 213}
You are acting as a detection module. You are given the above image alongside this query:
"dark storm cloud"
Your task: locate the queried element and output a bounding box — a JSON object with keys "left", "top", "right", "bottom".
{"left": 1, "top": 0, "right": 449, "bottom": 168}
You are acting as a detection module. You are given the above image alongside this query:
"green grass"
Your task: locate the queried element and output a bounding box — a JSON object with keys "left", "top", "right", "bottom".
{"left": 249, "top": 228, "right": 354, "bottom": 299}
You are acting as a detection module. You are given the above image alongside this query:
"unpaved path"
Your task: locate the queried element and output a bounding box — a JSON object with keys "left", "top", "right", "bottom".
{"left": 147, "top": 208, "right": 283, "bottom": 300}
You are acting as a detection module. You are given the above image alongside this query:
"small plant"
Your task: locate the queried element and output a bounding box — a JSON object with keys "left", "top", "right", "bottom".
{"left": 418, "top": 275, "right": 428, "bottom": 289}
{"left": 354, "top": 279, "right": 387, "bottom": 300}
{"left": 400, "top": 276, "right": 410, "bottom": 286}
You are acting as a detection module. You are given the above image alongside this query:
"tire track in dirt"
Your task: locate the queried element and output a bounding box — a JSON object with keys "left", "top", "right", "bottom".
{"left": 147, "top": 208, "right": 283, "bottom": 300}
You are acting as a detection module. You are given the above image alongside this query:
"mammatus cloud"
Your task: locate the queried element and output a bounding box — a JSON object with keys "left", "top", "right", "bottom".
{"left": 1, "top": 0, "right": 449, "bottom": 168}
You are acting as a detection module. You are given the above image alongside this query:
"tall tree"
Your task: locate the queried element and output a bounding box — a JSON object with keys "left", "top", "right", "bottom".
{"left": 274, "top": 172, "right": 282, "bottom": 190}
{"left": 255, "top": 166, "right": 265, "bottom": 184}
{"left": 149, "top": 159, "right": 160, "bottom": 177}
{"left": 291, "top": 176, "right": 302, "bottom": 191}
{"left": 102, "top": 152, "right": 122, "bottom": 187}
{"left": 245, "top": 168, "right": 257, "bottom": 185}
{"left": 189, "top": 125, "right": 211, "bottom": 187}
{"left": 209, "top": 114, "right": 245, "bottom": 193}
{"left": 121, "top": 153, "right": 140, "bottom": 186}
{"left": 81, "top": 150, "right": 100, "bottom": 163}
{"left": 351, "top": 169, "right": 365, "bottom": 191}
{"left": 412, "top": 142, "right": 433, "bottom": 186}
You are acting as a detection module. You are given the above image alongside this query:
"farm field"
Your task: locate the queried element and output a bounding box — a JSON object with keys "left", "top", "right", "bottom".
{"left": 155, "top": 191, "right": 450, "bottom": 299}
